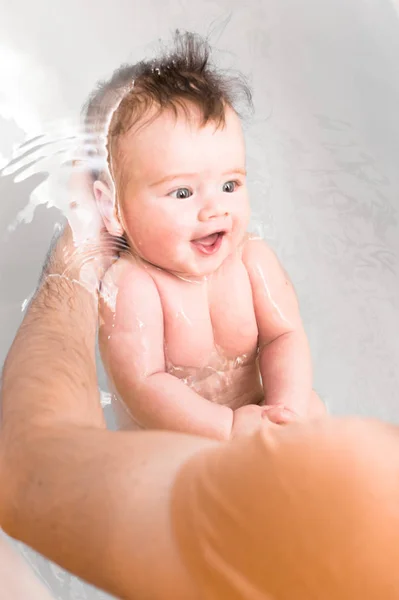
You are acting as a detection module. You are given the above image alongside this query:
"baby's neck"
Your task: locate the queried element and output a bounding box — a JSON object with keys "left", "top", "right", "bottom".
{"left": 129, "top": 251, "right": 218, "bottom": 285}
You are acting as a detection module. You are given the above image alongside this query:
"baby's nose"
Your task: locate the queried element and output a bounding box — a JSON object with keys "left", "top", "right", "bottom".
{"left": 198, "top": 201, "right": 229, "bottom": 221}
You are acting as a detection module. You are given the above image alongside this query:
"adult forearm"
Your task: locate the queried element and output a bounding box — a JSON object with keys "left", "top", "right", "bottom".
{"left": 0, "top": 226, "right": 104, "bottom": 551}
{"left": 2, "top": 424, "right": 212, "bottom": 600}
{"left": 1, "top": 274, "right": 105, "bottom": 431}
{"left": 0, "top": 240, "right": 209, "bottom": 598}
{"left": 0, "top": 225, "right": 215, "bottom": 599}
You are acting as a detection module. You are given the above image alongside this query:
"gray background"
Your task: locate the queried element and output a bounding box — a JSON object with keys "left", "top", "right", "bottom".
{"left": 0, "top": 0, "right": 398, "bottom": 598}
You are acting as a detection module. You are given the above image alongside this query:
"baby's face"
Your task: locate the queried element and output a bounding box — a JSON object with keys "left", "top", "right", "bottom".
{"left": 115, "top": 105, "right": 250, "bottom": 278}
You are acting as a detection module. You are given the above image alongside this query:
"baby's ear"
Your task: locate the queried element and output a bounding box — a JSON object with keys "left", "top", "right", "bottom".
{"left": 93, "top": 180, "right": 124, "bottom": 237}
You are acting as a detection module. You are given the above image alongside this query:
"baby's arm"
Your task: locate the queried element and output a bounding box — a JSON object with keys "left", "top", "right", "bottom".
{"left": 242, "top": 238, "right": 313, "bottom": 418}
{"left": 99, "top": 258, "right": 234, "bottom": 441}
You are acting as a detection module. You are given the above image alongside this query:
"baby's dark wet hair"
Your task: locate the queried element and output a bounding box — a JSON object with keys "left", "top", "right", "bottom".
{"left": 82, "top": 30, "right": 253, "bottom": 182}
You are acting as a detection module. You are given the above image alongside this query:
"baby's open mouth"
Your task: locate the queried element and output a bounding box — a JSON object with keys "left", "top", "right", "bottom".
{"left": 191, "top": 231, "right": 225, "bottom": 255}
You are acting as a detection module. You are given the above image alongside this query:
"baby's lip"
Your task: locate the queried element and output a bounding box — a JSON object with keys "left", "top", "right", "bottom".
{"left": 191, "top": 231, "right": 225, "bottom": 255}
{"left": 191, "top": 229, "right": 228, "bottom": 244}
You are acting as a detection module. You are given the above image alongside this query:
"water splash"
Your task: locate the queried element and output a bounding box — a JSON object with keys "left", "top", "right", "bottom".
{"left": 0, "top": 115, "right": 135, "bottom": 309}
{"left": 0, "top": 122, "right": 107, "bottom": 234}
{"left": 100, "top": 390, "right": 112, "bottom": 407}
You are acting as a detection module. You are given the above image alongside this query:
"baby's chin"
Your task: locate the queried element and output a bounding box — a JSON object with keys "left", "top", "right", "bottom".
{"left": 174, "top": 257, "right": 229, "bottom": 281}
{"left": 130, "top": 241, "right": 236, "bottom": 280}
{"left": 173, "top": 243, "right": 241, "bottom": 280}
{"left": 123, "top": 249, "right": 205, "bottom": 280}
{"left": 151, "top": 258, "right": 223, "bottom": 282}
{"left": 161, "top": 260, "right": 218, "bottom": 282}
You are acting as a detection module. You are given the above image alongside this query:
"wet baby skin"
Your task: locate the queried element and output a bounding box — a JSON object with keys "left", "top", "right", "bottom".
{"left": 97, "top": 104, "right": 325, "bottom": 440}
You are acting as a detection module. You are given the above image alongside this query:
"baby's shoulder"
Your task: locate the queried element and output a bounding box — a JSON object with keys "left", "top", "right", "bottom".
{"left": 240, "top": 233, "right": 274, "bottom": 267}
{"left": 103, "top": 255, "right": 156, "bottom": 291}
{"left": 240, "top": 235, "right": 293, "bottom": 292}
{"left": 100, "top": 256, "right": 160, "bottom": 318}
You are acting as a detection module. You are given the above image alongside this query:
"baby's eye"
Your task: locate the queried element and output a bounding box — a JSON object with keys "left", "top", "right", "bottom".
{"left": 222, "top": 181, "right": 238, "bottom": 193}
{"left": 169, "top": 187, "right": 192, "bottom": 199}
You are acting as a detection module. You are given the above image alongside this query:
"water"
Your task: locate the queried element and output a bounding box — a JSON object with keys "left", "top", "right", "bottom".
{"left": 1, "top": 0, "right": 399, "bottom": 598}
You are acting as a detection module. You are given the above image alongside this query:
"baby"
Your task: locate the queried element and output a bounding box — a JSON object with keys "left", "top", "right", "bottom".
{"left": 87, "top": 32, "right": 325, "bottom": 440}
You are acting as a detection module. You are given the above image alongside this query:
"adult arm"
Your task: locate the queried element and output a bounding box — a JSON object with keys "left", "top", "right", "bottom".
{"left": 0, "top": 226, "right": 215, "bottom": 600}
{"left": 2, "top": 227, "right": 395, "bottom": 600}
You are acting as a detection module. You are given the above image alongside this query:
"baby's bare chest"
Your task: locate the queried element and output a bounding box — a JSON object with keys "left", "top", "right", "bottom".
{"left": 152, "top": 261, "right": 259, "bottom": 369}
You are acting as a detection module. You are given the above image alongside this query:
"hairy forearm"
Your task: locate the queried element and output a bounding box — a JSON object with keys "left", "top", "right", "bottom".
{"left": 1, "top": 275, "right": 105, "bottom": 431}
{"left": 0, "top": 226, "right": 211, "bottom": 598}
{"left": 0, "top": 244, "right": 106, "bottom": 535}
{"left": 1, "top": 225, "right": 105, "bottom": 433}
{"left": 259, "top": 330, "right": 313, "bottom": 414}
{"left": 117, "top": 372, "right": 234, "bottom": 441}
{"left": 2, "top": 424, "right": 212, "bottom": 600}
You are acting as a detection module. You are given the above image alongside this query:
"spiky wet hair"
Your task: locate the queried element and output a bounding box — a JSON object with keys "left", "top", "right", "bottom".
{"left": 83, "top": 30, "right": 253, "bottom": 181}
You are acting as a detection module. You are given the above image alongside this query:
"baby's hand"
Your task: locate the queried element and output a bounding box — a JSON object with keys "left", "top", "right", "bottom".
{"left": 231, "top": 405, "right": 278, "bottom": 439}
{"left": 262, "top": 391, "right": 327, "bottom": 425}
